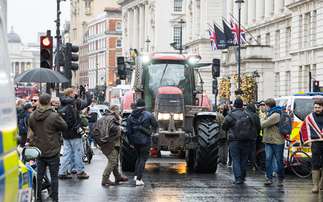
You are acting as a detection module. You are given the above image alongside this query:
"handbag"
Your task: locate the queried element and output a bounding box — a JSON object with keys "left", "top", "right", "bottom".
{"left": 135, "top": 116, "right": 151, "bottom": 137}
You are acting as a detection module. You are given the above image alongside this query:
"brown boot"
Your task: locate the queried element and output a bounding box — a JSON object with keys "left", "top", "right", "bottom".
{"left": 58, "top": 174, "right": 72, "bottom": 179}
{"left": 319, "top": 171, "right": 323, "bottom": 190}
{"left": 312, "top": 170, "right": 320, "bottom": 193}
{"left": 77, "top": 172, "right": 89, "bottom": 179}
{"left": 101, "top": 180, "right": 116, "bottom": 185}
{"left": 115, "top": 176, "right": 129, "bottom": 183}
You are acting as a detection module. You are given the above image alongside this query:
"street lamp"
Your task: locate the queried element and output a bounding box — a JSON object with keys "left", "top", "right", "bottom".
{"left": 253, "top": 70, "right": 260, "bottom": 101}
{"left": 235, "top": 0, "right": 244, "bottom": 95}
{"left": 178, "top": 16, "right": 185, "bottom": 54}
{"left": 129, "top": 46, "right": 133, "bottom": 58}
{"left": 145, "top": 36, "right": 151, "bottom": 52}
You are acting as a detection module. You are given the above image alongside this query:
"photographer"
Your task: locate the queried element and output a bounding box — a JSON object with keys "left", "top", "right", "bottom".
{"left": 88, "top": 100, "right": 102, "bottom": 147}
{"left": 58, "top": 84, "right": 91, "bottom": 180}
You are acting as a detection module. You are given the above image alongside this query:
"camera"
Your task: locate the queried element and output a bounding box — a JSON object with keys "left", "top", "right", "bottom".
{"left": 74, "top": 124, "right": 85, "bottom": 137}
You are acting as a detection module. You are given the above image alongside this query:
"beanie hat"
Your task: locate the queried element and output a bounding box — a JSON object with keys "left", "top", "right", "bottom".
{"left": 39, "top": 93, "right": 51, "bottom": 105}
{"left": 136, "top": 99, "right": 145, "bottom": 107}
{"left": 23, "top": 103, "right": 32, "bottom": 110}
{"left": 233, "top": 98, "right": 243, "bottom": 108}
{"left": 109, "top": 105, "right": 119, "bottom": 114}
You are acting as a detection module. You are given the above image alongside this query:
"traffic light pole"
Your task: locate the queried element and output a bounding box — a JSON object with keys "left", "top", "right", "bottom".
{"left": 46, "top": 30, "right": 51, "bottom": 94}
{"left": 55, "top": 0, "right": 62, "bottom": 96}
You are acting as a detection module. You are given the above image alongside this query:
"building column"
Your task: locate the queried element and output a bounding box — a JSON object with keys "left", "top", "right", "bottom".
{"left": 274, "top": 0, "right": 284, "bottom": 17}
{"left": 133, "top": 6, "right": 139, "bottom": 50}
{"left": 128, "top": 8, "right": 134, "bottom": 50}
{"left": 139, "top": 4, "right": 145, "bottom": 51}
{"left": 264, "top": 0, "right": 274, "bottom": 21}
{"left": 248, "top": 0, "right": 256, "bottom": 27}
{"left": 18, "top": 62, "right": 21, "bottom": 74}
{"left": 227, "top": 0, "right": 233, "bottom": 21}
{"left": 256, "top": 0, "right": 265, "bottom": 24}
{"left": 145, "top": 2, "right": 149, "bottom": 47}
{"left": 242, "top": 1, "right": 248, "bottom": 27}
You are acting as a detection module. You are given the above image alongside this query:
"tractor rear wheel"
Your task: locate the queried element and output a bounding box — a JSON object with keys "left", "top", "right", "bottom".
{"left": 195, "top": 118, "right": 219, "bottom": 173}
{"left": 120, "top": 119, "right": 138, "bottom": 171}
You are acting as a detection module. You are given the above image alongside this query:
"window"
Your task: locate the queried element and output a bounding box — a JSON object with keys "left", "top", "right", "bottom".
{"left": 174, "top": 0, "right": 183, "bottom": 12}
{"left": 88, "top": 2, "right": 91, "bottom": 8}
{"left": 173, "top": 26, "right": 181, "bottom": 44}
{"left": 116, "top": 39, "right": 122, "bottom": 48}
{"left": 116, "top": 22, "right": 122, "bottom": 31}
{"left": 85, "top": 2, "right": 87, "bottom": 7}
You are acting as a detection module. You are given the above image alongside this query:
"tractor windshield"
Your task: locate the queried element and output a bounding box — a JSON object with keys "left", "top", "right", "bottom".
{"left": 143, "top": 63, "right": 194, "bottom": 112}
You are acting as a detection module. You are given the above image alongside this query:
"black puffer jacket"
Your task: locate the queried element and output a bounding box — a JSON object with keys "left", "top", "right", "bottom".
{"left": 60, "top": 92, "right": 91, "bottom": 139}
{"left": 246, "top": 104, "right": 261, "bottom": 141}
{"left": 221, "top": 108, "right": 245, "bottom": 141}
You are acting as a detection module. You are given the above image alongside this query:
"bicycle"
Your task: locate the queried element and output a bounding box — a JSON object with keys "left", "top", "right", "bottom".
{"left": 254, "top": 138, "right": 312, "bottom": 178}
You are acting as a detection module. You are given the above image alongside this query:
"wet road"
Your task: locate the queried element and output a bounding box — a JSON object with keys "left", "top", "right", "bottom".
{"left": 41, "top": 148, "right": 319, "bottom": 201}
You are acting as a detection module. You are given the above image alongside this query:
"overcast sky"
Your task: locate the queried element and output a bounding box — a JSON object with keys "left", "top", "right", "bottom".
{"left": 8, "top": 0, "right": 70, "bottom": 44}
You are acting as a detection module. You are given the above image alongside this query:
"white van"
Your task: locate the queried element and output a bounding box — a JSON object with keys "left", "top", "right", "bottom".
{"left": 110, "top": 85, "right": 131, "bottom": 107}
{"left": 275, "top": 92, "right": 323, "bottom": 155}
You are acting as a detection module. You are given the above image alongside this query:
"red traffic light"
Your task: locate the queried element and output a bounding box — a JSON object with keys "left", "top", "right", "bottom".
{"left": 315, "top": 81, "right": 319, "bottom": 86}
{"left": 41, "top": 37, "right": 51, "bottom": 47}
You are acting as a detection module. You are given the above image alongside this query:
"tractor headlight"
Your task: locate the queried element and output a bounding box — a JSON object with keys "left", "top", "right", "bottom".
{"left": 141, "top": 55, "right": 150, "bottom": 63}
{"left": 173, "top": 113, "right": 184, "bottom": 120}
{"left": 158, "top": 113, "right": 170, "bottom": 120}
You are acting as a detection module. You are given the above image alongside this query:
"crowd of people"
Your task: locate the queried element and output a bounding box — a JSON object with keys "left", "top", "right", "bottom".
{"left": 16, "top": 87, "right": 323, "bottom": 200}
{"left": 16, "top": 85, "right": 158, "bottom": 201}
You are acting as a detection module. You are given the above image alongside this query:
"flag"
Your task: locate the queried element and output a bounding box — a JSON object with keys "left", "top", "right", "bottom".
{"left": 213, "top": 23, "right": 227, "bottom": 49}
{"left": 230, "top": 16, "right": 247, "bottom": 45}
{"left": 222, "top": 19, "right": 234, "bottom": 47}
{"left": 208, "top": 25, "right": 217, "bottom": 50}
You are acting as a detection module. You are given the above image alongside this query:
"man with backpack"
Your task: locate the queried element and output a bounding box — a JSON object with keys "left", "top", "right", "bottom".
{"left": 222, "top": 98, "right": 253, "bottom": 184}
{"left": 18, "top": 104, "right": 33, "bottom": 147}
{"left": 58, "top": 86, "right": 91, "bottom": 180}
{"left": 127, "top": 99, "right": 158, "bottom": 186}
{"left": 260, "top": 98, "right": 285, "bottom": 186}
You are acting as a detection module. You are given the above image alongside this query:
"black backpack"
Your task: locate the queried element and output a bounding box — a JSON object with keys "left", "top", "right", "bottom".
{"left": 228, "top": 111, "right": 254, "bottom": 141}
{"left": 272, "top": 110, "right": 293, "bottom": 135}
{"left": 58, "top": 101, "right": 77, "bottom": 129}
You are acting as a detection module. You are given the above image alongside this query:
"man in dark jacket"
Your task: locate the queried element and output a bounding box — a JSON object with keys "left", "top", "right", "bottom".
{"left": 222, "top": 98, "right": 251, "bottom": 184}
{"left": 28, "top": 93, "right": 68, "bottom": 201}
{"left": 127, "top": 99, "right": 158, "bottom": 186}
{"left": 19, "top": 104, "right": 33, "bottom": 147}
{"left": 246, "top": 103, "right": 261, "bottom": 170}
{"left": 58, "top": 86, "right": 91, "bottom": 180}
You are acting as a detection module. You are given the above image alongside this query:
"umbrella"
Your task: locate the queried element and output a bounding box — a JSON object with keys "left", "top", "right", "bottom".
{"left": 14, "top": 68, "right": 69, "bottom": 83}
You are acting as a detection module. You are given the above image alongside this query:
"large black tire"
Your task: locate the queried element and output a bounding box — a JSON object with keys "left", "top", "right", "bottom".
{"left": 120, "top": 119, "right": 138, "bottom": 171}
{"left": 195, "top": 118, "right": 219, "bottom": 173}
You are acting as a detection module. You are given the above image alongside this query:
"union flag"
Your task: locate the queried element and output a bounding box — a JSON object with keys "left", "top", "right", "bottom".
{"left": 230, "top": 16, "right": 247, "bottom": 45}
{"left": 208, "top": 25, "right": 217, "bottom": 50}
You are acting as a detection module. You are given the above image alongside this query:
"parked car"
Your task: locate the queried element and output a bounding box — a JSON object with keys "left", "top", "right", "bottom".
{"left": 95, "top": 104, "right": 109, "bottom": 115}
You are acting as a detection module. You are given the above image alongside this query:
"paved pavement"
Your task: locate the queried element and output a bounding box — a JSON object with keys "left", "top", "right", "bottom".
{"left": 40, "top": 147, "right": 319, "bottom": 202}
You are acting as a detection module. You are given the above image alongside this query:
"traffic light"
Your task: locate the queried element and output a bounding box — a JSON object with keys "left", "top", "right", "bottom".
{"left": 116, "top": 78, "right": 121, "bottom": 85}
{"left": 40, "top": 33, "right": 53, "bottom": 69}
{"left": 117, "top": 57, "right": 126, "bottom": 80}
{"left": 313, "top": 81, "right": 320, "bottom": 92}
{"left": 64, "top": 43, "right": 79, "bottom": 88}
{"left": 212, "top": 58, "right": 220, "bottom": 78}
{"left": 212, "top": 79, "right": 218, "bottom": 94}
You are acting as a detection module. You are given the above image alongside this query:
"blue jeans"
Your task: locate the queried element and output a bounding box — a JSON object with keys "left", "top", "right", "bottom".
{"left": 230, "top": 140, "right": 250, "bottom": 183}
{"left": 70, "top": 153, "right": 76, "bottom": 172}
{"left": 59, "top": 138, "right": 84, "bottom": 175}
{"left": 272, "top": 155, "right": 278, "bottom": 173}
{"left": 265, "top": 143, "right": 285, "bottom": 181}
{"left": 89, "top": 123, "right": 97, "bottom": 146}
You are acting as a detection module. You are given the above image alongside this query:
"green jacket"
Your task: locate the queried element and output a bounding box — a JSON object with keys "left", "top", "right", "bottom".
{"left": 260, "top": 112, "right": 284, "bottom": 145}
{"left": 29, "top": 105, "right": 68, "bottom": 157}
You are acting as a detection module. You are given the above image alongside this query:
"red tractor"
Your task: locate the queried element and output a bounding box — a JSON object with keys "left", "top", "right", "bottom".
{"left": 118, "top": 50, "right": 220, "bottom": 173}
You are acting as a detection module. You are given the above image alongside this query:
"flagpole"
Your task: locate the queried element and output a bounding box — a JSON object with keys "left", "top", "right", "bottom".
{"left": 228, "top": 13, "right": 261, "bottom": 45}
{"left": 213, "top": 21, "right": 224, "bottom": 32}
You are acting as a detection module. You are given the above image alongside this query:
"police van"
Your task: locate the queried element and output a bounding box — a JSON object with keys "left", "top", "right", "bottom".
{"left": 275, "top": 92, "right": 323, "bottom": 156}
{"left": 0, "top": 7, "right": 40, "bottom": 202}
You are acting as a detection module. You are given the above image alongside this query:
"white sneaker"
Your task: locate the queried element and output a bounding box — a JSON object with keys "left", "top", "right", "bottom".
{"left": 134, "top": 176, "right": 137, "bottom": 181}
{"left": 136, "top": 180, "right": 144, "bottom": 186}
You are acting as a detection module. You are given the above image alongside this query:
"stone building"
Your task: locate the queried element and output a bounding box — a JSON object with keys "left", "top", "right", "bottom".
{"left": 69, "top": 0, "right": 119, "bottom": 87}
{"left": 79, "top": 8, "right": 122, "bottom": 101}
{"left": 8, "top": 27, "right": 40, "bottom": 79}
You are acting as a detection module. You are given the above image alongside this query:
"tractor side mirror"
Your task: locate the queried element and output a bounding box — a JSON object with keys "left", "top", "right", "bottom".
{"left": 212, "top": 58, "right": 220, "bottom": 78}
{"left": 117, "top": 57, "right": 127, "bottom": 80}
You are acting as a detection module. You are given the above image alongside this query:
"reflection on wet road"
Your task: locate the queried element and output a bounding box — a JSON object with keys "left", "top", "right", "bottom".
{"left": 42, "top": 150, "right": 320, "bottom": 201}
